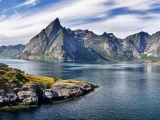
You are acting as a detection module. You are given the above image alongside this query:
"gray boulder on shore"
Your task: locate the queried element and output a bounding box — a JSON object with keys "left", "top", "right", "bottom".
{"left": 0, "top": 82, "right": 97, "bottom": 107}
{"left": 43, "top": 82, "right": 96, "bottom": 100}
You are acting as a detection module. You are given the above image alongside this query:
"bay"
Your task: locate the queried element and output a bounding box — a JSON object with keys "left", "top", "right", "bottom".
{"left": 0, "top": 59, "right": 160, "bottom": 120}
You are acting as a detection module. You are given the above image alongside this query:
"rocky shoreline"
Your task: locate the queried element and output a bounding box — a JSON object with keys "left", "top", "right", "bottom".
{"left": 0, "top": 64, "right": 98, "bottom": 110}
{"left": 0, "top": 80, "right": 98, "bottom": 109}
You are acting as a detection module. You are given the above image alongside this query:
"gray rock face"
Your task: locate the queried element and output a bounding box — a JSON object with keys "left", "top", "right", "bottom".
{"left": 18, "top": 18, "right": 98, "bottom": 61}
{"left": 145, "top": 31, "right": 160, "bottom": 57}
{"left": 43, "top": 82, "right": 96, "bottom": 101}
{"left": 17, "top": 84, "right": 38, "bottom": 105}
{"left": 72, "top": 30, "right": 128, "bottom": 60}
{"left": 18, "top": 18, "right": 160, "bottom": 61}
{"left": 123, "top": 32, "right": 150, "bottom": 53}
{"left": 0, "top": 79, "right": 18, "bottom": 106}
{"left": 122, "top": 32, "right": 150, "bottom": 59}
{"left": 0, "top": 77, "right": 97, "bottom": 107}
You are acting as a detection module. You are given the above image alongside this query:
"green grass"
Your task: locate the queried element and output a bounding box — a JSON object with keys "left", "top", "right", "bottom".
{"left": 0, "top": 105, "right": 37, "bottom": 112}
{"left": 23, "top": 51, "right": 32, "bottom": 57}
{"left": 0, "top": 65, "right": 87, "bottom": 88}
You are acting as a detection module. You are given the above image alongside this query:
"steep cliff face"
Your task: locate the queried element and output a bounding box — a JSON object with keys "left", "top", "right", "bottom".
{"left": 18, "top": 18, "right": 160, "bottom": 61}
{"left": 19, "top": 18, "right": 62, "bottom": 59}
{"left": 145, "top": 31, "right": 160, "bottom": 57}
{"left": 71, "top": 30, "right": 127, "bottom": 60}
{"left": 19, "top": 18, "right": 99, "bottom": 61}
{"left": 122, "top": 32, "right": 150, "bottom": 59}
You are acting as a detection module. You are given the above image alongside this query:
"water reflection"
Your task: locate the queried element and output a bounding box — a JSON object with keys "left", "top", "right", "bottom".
{"left": 146, "top": 64, "right": 160, "bottom": 73}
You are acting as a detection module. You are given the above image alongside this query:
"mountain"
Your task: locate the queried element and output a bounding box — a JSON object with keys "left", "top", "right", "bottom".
{"left": 0, "top": 44, "right": 25, "bottom": 58}
{"left": 145, "top": 31, "right": 160, "bottom": 57}
{"left": 18, "top": 18, "right": 160, "bottom": 61}
{"left": 69, "top": 30, "right": 128, "bottom": 61}
{"left": 122, "top": 32, "right": 151, "bottom": 59}
{"left": 18, "top": 18, "right": 128, "bottom": 61}
{"left": 18, "top": 18, "right": 102, "bottom": 61}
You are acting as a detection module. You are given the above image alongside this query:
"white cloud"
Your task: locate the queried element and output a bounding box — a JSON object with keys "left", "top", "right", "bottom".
{"left": 0, "top": 0, "right": 160, "bottom": 45}
{"left": 15, "top": 0, "right": 38, "bottom": 8}
{"left": 112, "top": 0, "right": 159, "bottom": 11}
{"left": 71, "top": 14, "right": 160, "bottom": 38}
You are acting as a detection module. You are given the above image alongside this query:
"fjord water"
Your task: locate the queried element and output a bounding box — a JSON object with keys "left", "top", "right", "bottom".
{"left": 0, "top": 59, "right": 160, "bottom": 120}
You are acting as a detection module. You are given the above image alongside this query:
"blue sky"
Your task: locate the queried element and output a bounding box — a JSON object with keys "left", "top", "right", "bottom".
{"left": 0, "top": 0, "right": 160, "bottom": 45}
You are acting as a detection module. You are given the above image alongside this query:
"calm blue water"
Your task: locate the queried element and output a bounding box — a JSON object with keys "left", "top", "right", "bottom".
{"left": 0, "top": 59, "right": 160, "bottom": 120}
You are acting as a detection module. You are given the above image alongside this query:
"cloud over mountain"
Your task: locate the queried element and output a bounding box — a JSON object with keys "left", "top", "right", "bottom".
{"left": 0, "top": 0, "right": 160, "bottom": 45}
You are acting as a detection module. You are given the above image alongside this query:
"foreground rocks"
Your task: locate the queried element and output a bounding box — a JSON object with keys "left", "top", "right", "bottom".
{"left": 42, "top": 82, "right": 97, "bottom": 101}
{"left": 0, "top": 81, "right": 98, "bottom": 108}
{"left": 17, "top": 84, "right": 39, "bottom": 105}
{"left": 0, "top": 65, "right": 98, "bottom": 109}
{"left": 0, "top": 79, "right": 18, "bottom": 106}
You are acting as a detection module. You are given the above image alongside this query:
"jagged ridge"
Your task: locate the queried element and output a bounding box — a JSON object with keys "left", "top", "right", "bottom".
{"left": 18, "top": 18, "right": 160, "bottom": 61}
{"left": 0, "top": 44, "right": 25, "bottom": 58}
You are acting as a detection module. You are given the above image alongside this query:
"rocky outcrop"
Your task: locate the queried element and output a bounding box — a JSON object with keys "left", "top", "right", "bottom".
{"left": 0, "top": 79, "right": 18, "bottom": 106}
{"left": 0, "top": 81, "right": 98, "bottom": 107}
{"left": 0, "top": 65, "right": 98, "bottom": 109}
{"left": 17, "top": 84, "right": 39, "bottom": 105}
{"left": 42, "top": 82, "right": 96, "bottom": 101}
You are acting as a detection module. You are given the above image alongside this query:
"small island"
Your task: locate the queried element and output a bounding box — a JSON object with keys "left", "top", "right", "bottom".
{"left": 0, "top": 63, "right": 98, "bottom": 111}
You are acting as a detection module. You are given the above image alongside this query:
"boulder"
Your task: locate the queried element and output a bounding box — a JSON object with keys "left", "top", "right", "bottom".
{"left": 0, "top": 80, "right": 18, "bottom": 106}
{"left": 17, "top": 84, "right": 38, "bottom": 105}
{"left": 42, "top": 82, "right": 97, "bottom": 101}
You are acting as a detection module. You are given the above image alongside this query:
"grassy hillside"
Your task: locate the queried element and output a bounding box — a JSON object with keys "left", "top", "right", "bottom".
{"left": 0, "top": 65, "right": 86, "bottom": 88}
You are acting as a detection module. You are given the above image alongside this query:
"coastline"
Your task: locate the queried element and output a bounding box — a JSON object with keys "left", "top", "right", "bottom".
{"left": 0, "top": 64, "right": 98, "bottom": 111}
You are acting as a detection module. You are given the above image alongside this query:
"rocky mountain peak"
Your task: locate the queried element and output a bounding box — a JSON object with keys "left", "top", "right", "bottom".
{"left": 44, "top": 18, "right": 62, "bottom": 39}
{"left": 46, "top": 17, "right": 61, "bottom": 30}
{"left": 123, "top": 31, "right": 151, "bottom": 55}
{"left": 51, "top": 17, "right": 61, "bottom": 27}
{"left": 144, "top": 31, "right": 160, "bottom": 57}
{"left": 139, "top": 31, "right": 149, "bottom": 35}
{"left": 137, "top": 31, "right": 150, "bottom": 38}
{"left": 102, "top": 32, "right": 114, "bottom": 38}
{"left": 18, "top": 17, "right": 160, "bottom": 61}
{"left": 152, "top": 31, "right": 160, "bottom": 37}
{"left": 125, "top": 31, "right": 150, "bottom": 40}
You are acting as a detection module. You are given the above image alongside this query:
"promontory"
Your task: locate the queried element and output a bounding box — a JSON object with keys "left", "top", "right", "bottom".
{"left": 0, "top": 63, "right": 98, "bottom": 111}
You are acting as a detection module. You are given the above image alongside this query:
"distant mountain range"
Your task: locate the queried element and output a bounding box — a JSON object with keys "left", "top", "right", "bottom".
{"left": 2, "top": 18, "right": 160, "bottom": 61}
{"left": 0, "top": 44, "right": 25, "bottom": 58}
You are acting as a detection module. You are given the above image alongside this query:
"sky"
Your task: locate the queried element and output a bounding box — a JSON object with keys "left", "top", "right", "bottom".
{"left": 0, "top": 0, "right": 160, "bottom": 45}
